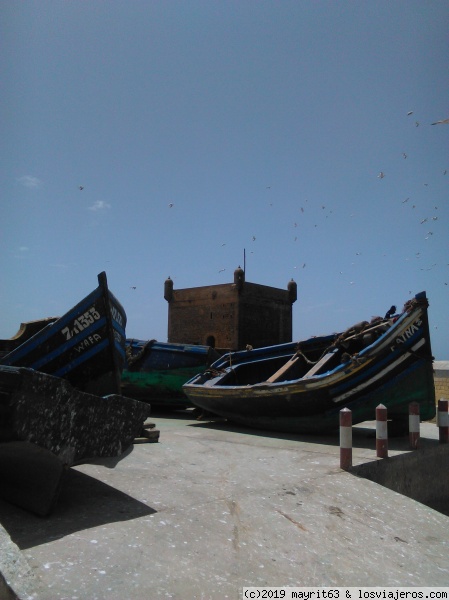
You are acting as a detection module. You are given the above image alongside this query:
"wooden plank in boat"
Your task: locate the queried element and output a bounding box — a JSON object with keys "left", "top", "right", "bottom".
{"left": 266, "top": 355, "right": 301, "bottom": 383}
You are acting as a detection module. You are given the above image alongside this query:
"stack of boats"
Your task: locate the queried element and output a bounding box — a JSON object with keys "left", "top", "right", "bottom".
{"left": 0, "top": 278, "right": 437, "bottom": 513}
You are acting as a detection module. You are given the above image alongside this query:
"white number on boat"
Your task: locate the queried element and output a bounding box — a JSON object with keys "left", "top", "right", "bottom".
{"left": 61, "top": 306, "right": 101, "bottom": 340}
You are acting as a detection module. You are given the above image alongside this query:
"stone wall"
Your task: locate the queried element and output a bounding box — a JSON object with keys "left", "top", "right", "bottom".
{"left": 434, "top": 361, "right": 449, "bottom": 404}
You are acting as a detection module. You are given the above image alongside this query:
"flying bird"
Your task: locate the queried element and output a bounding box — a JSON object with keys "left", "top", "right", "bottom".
{"left": 218, "top": 268, "right": 226, "bottom": 273}
{"left": 378, "top": 172, "right": 385, "bottom": 179}
{"left": 130, "top": 286, "right": 136, "bottom": 290}
{"left": 79, "top": 186, "right": 84, "bottom": 190}
{"left": 168, "top": 203, "right": 174, "bottom": 208}
{"left": 431, "top": 119, "right": 449, "bottom": 125}
{"left": 407, "top": 111, "right": 413, "bottom": 116}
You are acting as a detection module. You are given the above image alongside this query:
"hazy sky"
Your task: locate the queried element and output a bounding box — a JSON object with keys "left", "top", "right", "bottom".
{"left": 2, "top": 1, "right": 448, "bottom": 359}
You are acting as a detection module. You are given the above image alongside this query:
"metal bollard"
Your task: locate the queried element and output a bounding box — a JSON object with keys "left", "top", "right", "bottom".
{"left": 376, "top": 404, "right": 388, "bottom": 458}
{"left": 339, "top": 408, "right": 352, "bottom": 470}
{"left": 438, "top": 398, "right": 448, "bottom": 444}
{"left": 409, "top": 402, "right": 420, "bottom": 449}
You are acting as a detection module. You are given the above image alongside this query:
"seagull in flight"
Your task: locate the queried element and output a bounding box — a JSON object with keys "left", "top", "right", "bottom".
{"left": 168, "top": 203, "right": 174, "bottom": 208}
{"left": 431, "top": 118, "right": 449, "bottom": 125}
{"left": 79, "top": 186, "right": 84, "bottom": 190}
{"left": 378, "top": 172, "right": 385, "bottom": 179}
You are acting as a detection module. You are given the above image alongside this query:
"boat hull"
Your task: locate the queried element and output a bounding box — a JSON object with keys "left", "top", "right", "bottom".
{"left": 183, "top": 293, "right": 436, "bottom": 434}
{"left": 0, "top": 272, "right": 126, "bottom": 396}
{"left": 121, "top": 340, "right": 220, "bottom": 408}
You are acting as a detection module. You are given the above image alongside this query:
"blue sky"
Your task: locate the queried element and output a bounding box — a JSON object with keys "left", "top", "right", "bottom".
{"left": 2, "top": 1, "right": 448, "bottom": 359}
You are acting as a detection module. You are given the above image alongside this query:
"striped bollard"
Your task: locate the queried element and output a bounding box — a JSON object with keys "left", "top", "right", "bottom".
{"left": 376, "top": 404, "right": 388, "bottom": 458}
{"left": 339, "top": 408, "right": 352, "bottom": 470}
{"left": 409, "top": 402, "right": 420, "bottom": 449}
{"left": 438, "top": 398, "right": 448, "bottom": 444}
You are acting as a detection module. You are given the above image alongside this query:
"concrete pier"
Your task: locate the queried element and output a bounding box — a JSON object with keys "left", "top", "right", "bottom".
{"left": 0, "top": 413, "right": 448, "bottom": 599}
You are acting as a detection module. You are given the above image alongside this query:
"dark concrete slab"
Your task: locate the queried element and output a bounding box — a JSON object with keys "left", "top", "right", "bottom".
{"left": 1, "top": 412, "right": 448, "bottom": 599}
{"left": 0, "top": 442, "right": 66, "bottom": 517}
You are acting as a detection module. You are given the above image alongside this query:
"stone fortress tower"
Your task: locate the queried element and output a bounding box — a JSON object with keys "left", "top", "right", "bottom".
{"left": 164, "top": 267, "right": 297, "bottom": 351}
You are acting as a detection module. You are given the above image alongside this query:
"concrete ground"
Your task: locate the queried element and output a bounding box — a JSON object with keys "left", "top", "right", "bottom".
{"left": 0, "top": 411, "right": 448, "bottom": 600}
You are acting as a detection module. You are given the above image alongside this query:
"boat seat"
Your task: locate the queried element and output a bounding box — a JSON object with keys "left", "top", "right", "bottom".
{"left": 302, "top": 348, "right": 340, "bottom": 379}
{"left": 266, "top": 355, "right": 301, "bottom": 383}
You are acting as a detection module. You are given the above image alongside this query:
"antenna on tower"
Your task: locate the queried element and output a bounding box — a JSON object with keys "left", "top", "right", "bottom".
{"left": 243, "top": 248, "right": 246, "bottom": 274}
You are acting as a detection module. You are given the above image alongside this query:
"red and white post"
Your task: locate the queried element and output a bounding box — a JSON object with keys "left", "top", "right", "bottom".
{"left": 438, "top": 398, "right": 448, "bottom": 444}
{"left": 409, "top": 402, "right": 420, "bottom": 449}
{"left": 339, "top": 408, "right": 352, "bottom": 470}
{"left": 376, "top": 404, "right": 388, "bottom": 458}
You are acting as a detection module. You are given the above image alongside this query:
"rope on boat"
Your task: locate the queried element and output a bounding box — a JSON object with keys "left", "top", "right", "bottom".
{"left": 126, "top": 339, "right": 157, "bottom": 366}
{"left": 293, "top": 349, "right": 320, "bottom": 365}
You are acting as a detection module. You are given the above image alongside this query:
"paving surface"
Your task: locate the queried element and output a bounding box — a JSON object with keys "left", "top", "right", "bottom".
{"left": 0, "top": 412, "right": 448, "bottom": 599}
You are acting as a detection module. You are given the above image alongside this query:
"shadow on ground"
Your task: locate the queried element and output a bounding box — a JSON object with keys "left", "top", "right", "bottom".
{"left": 0, "top": 468, "right": 156, "bottom": 550}
{"left": 188, "top": 417, "right": 440, "bottom": 451}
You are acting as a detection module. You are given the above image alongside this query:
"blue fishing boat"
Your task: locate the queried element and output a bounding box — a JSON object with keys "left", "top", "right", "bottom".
{"left": 183, "top": 292, "right": 436, "bottom": 434}
{"left": 0, "top": 272, "right": 127, "bottom": 396}
{"left": 122, "top": 339, "right": 220, "bottom": 408}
